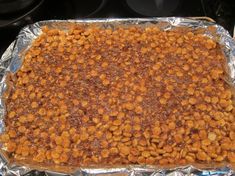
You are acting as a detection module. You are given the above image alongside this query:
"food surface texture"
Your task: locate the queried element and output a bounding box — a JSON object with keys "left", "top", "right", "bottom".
{"left": 1, "top": 24, "right": 235, "bottom": 166}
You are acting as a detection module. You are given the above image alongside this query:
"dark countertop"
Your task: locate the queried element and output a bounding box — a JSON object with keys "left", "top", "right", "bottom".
{"left": 0, "top": 0, "right": 234, "bottom": 56}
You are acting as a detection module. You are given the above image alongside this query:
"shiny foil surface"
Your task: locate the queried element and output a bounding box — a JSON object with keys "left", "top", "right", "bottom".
{"left": 0, "top": 18, "right": 234, "bottom": 176}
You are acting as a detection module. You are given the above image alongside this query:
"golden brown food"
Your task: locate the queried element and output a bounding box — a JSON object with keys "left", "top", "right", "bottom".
{"left": 1, "top": 24, "right": 235, "bottom": 166}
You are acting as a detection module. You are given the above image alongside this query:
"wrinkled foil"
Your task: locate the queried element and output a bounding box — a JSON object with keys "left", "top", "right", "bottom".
{"left": 0, "top": 18, "right": 235, "bottom": 176}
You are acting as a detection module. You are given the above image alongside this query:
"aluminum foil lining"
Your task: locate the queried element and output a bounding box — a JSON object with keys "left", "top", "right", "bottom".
{"left": 0, "top": 17, "right": 235, "bottom": 176}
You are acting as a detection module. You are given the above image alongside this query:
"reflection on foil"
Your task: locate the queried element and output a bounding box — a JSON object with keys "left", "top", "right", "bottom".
{"left": 0, "top": 18, "right": 234, "bottom": 176}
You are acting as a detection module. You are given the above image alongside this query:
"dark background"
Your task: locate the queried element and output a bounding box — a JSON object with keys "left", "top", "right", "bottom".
{"left": 0, "top": 0, "right": 235, "bottom": 56}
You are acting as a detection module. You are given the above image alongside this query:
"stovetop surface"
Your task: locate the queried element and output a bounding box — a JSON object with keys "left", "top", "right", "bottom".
{"left": 0, "top": 0, "right": 234, "bottom": 56}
